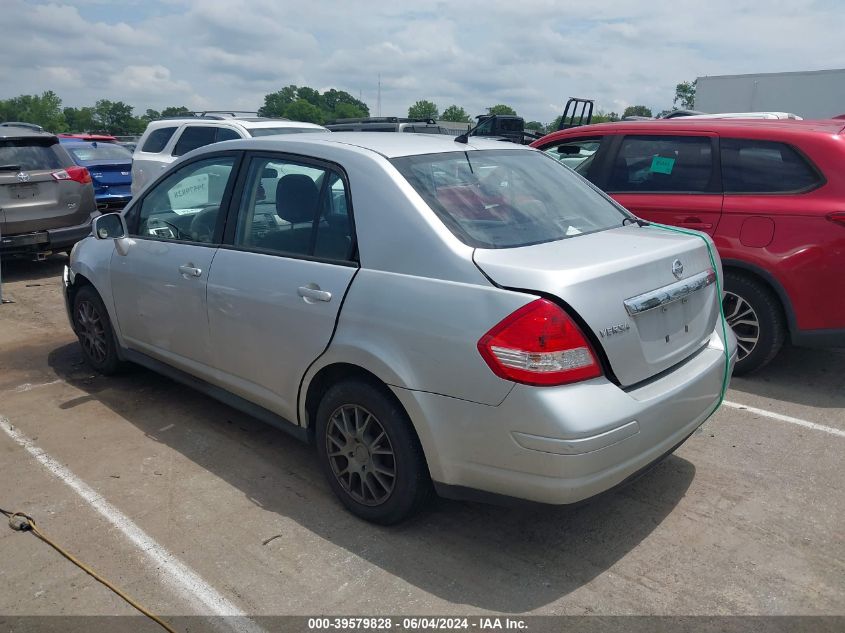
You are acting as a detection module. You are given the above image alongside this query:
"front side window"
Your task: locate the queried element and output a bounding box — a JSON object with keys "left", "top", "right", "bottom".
{"left": 721, "top": 138, "right": 821, "bottom": 193}
{"left": 135, "top": 156, "right": 235, "bottom": 243}
{"left": 391, "top": 149, "right": 626, "bottom": 249}
{"left": 234, "top": 156, "right": 354, "bottom": 262}
{"left": 608, "top": 135, "right": 713, "bottom": 193}
{"left": 172, "top": 126, "right": 218, "bottom": 157}
{"left": 543, "top": 137, "right": 603, "bottom": 176}
{"left": 140, "top": 126, "right": 177, "bottom": 153}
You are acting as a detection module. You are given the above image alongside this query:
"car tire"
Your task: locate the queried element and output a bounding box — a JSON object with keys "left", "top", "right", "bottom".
{"left": 315, "top": 380, "right": 431, "bottom": 524}
{"left": 722, "top": 271, "right": 785, "bottom": 375}
{"left": 72, "top": 285, "right": 123, "bottom": 375}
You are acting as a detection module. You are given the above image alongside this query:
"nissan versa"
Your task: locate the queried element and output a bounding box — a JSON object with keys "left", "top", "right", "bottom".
{"left": 63, "top": 133, "right": 737, "bottom": 523}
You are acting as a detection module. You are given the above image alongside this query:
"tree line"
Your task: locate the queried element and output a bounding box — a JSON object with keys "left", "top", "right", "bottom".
{"left": 0, "top": 81, "right": 696, "bottom": 136}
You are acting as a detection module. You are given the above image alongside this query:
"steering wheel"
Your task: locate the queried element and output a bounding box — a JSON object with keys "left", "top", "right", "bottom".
{"left": 189, "top": 206, "right": 220, "bottom": 243}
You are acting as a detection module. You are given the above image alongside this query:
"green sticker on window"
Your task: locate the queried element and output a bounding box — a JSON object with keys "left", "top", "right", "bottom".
{"left": 650, "top": 155, "right": 675, "bottom": 175}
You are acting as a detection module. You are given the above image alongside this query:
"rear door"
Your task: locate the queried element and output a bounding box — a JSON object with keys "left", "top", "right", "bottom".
{"left": 0, "top": 137, "right": 88, "bottom": 235}
{"left": 111, "top": 152, "right": 241, "bottom": 377}
{"left": 206, "top": 153, "right": 358, "bottom": 421}
{"left": 606, "top": 133, "right": 723, "bottom": 235}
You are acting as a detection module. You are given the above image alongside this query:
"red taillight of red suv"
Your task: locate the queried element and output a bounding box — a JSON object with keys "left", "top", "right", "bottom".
{"left": 827, "top": 211, "right": 845, "bottom": 227}
{"left": 52, "top": 166, "right": 92, "bottom": 185}
{"left": 477, "top": 298, "right": 602, "bottom": 386}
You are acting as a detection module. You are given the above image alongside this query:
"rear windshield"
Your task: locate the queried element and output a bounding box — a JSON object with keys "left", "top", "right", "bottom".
{"left": 0, "top": 139, "right": 64, "bottom": 170}
{"left": 391, "top": 150, "right": 626, "bottom": 249}
{"left": 67, "top": 143, "right": 133, "bottom": 162}
{"left": 248, "top": 127, "right": 325, "bottom": 137}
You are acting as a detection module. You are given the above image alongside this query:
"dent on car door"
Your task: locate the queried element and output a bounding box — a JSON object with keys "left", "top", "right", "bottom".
{"left": 206, "top": 154, "right": 358, "bottom": 422}
{"left": 607, "top": 134, "right": 723, "bottom": 235}
{"left": 110, "top": 154, "right": 239, "bottom": 377}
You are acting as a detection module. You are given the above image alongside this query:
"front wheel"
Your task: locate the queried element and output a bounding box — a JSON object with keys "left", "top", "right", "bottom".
{"left": 72, "top": 285, "right": 123, "bottom": 375}
{"left": 315, "top": 380, "right": 431, "bottom": 524}
{"left": 722, "top": 271, "right": 785, "bottom": 375}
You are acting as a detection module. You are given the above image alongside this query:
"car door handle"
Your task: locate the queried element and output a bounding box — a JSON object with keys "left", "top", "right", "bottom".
{"left": 178, "top": 265, "right": 203, "bottom": 278}
{"left": 298, "top": 285, "right": 332, "bottom": 302}
{"left": 678, "top": 217, "right": 713, "bottom": 229}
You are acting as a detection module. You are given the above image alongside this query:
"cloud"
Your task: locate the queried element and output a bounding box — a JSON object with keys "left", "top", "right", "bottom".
{"left": 1, "top": 0, "right": 844, "bottom": 122}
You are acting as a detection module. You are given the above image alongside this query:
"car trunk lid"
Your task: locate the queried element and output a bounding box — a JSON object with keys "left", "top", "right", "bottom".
{"left": 83, "top": 160, "right": 132, "bottom": 186}
{"left": 473, "top": 225, "right": 719, "bottom": 386}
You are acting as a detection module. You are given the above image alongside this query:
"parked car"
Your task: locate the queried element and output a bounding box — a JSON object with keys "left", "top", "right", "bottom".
{"left": 131, "top": 115, "right": 327, "bottom": 196}
{"left": 0, "top": 126, "right": 97, "bottom": 258}
{"left": 62, "top": 140, "right": 133, "bottom": 211}
{"left": 325, "top": 117, "right": 446, "bottom": 134}
{"left": 64, "top": 133, "right": 736, "bottom": 523}
{"left": 532, "top": 118, "right": 845, "bottom": 373}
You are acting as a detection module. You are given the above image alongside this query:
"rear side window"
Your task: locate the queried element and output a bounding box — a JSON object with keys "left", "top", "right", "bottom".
{"left": 172, "top": 126, "right": 218, "bottom": 157}
{"left": 0, "top": 139, "right": 64, "bottom": 170}
{"left": 141, "top": 126, "right": 177, "bottom": 153}
{"left": 608, "top": 135, "right": 713, "bottom": 193}
{"left": 216, "top": 128, "right": 241, "bottom": 142}
{"left": 721, "top": 139, "right": 821, "bottom": 193}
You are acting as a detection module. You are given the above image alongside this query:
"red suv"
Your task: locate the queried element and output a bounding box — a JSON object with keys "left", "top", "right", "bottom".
{"left": 532, "top": 119, "right": 845, "bottom": 374}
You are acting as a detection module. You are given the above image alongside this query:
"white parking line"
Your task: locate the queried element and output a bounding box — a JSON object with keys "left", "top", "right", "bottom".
{"left": 722, "top": 400, "right": 845, "bottom": 438}
{"left": 0, "top": 416, "right": 268, "bottom": 633}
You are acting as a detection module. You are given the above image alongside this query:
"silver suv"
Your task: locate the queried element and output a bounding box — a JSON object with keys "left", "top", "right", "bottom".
{"left": 1, "top": 126, "right": 97, "bottom": 257}
{"left": 131, "top": 113, "right": 327, "bottom": 196}
{"left": 65, "top": 133, "right": 736, "bottom": 523}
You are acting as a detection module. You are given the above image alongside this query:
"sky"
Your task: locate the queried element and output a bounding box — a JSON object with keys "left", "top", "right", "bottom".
{"left": 2, "top": 0, "right": 844, "bottom": 124}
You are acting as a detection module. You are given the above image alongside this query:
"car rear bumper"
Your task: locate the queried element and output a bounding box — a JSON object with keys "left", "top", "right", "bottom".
{"left": 392, "top": 326, "right": 736, "bottom": 505}
{"left": 1, "top": 212, "right": 96, "bottom": 254}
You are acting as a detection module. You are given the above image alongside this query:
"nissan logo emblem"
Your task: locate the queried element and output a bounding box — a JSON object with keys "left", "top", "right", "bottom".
{"left": 672, "top": 259, "right": 684, "bottom": 279}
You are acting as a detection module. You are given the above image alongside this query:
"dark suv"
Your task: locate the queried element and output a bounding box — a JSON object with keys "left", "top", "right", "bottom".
{"left": 0, "top": 126, "right": 97, "bottom": 257}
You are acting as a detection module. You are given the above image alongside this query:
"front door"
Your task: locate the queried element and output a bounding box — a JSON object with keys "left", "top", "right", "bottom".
{"left": 606, "top": 134, "right": 723, "bottom": 235}
{"left": 207, "top": 154, "right": 358, "bottom": 422}
{"left": 111, "top": 154, "right": 239, "bottom": 376}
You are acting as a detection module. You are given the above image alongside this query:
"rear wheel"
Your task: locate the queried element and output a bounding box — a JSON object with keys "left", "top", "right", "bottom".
{"left": 722, "top": 271, "right": 785, "bottom": 375}
{"left": 73, "top": 285, "right": 123, "bottom": 375}
{"left": 315, "top": 380, "right": 431, "bottom": 524}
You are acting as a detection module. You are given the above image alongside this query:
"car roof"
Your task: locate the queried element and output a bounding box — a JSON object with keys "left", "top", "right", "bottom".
{"left": 211, "top": 132, "right": 532, "bottom": 159}
{"left": 0, "top": 126, "right": 57, "bottom": 140}
{"left": 143, "top": 117, "right": 325, "bottom": 130}
{"left": 543, "top": 118, "right": 845, "bottom": 138}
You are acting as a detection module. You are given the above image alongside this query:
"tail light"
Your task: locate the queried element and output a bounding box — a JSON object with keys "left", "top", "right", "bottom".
{"left": 828, "top": 212, "right": 845, "bottom": 227}
{"left": 477, "top": 298, "right": 602, "bottom": 386}
{"left": 52, "top": 166, "right": 92, "bottom": 185}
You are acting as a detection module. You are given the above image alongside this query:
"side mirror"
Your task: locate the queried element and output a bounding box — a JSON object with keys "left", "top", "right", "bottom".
{"left": 556, "top": 145, "right": 581, "bottom": 155}
{"left": 93, "top": 213, "right": 127, "bottom": 240}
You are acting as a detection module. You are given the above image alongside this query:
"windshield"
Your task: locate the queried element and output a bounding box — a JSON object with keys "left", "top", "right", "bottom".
{"left": 67, "top": 143, "right": 132, "bottom": 162}
{"left": 248, "top": 127, "right": 326, "bottom": 137}
{"left": 391, "top": 149, "right": 626, "bottom": 249}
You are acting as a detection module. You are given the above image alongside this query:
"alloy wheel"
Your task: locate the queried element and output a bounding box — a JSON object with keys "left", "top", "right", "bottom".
{"left": 325, "top": 404, "right": 396, "bottom": 506}
{"left": 722, "top": 291, "right": 760, "bottom": 362}
{"left": 75, "top": 300, "right": 108, "bottom": 364}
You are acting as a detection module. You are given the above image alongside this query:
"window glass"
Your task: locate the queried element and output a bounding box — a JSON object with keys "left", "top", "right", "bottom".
{"left": 172, "top": 126, "right": 217, "bottom": 157}
{"left": 543, "top": 137, "right": 603, "bottom": 175}
{"left": 608, "top": 135, "right": 713, "bottom": 192}
{"left": 0, "top": 140, "right": 63, "bottom": 170}
{"left": 721, "top": 138, "right": 820, "bottom": 193}
{"left": 234, "top": 157, "right": 354, "bottom": 261}
{"left": 136, "top": 156, "right": 234, "bottom": 243}
{"left": 66, "top": 143, "right": 133, "bottom": 162}
{"left": 140, "top": 126, "right": 177, "bottom": 153}
{"left": 216, "top": 128, "right": 242, "bottom": 142}
{"left": 248, "top": 127, "right": 325, "bottom": 137}
{"left": 391, "top": 149, "right": 626, "bottom": 249}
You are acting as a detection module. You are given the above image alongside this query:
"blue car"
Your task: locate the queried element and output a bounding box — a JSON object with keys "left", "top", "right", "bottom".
{"left": 60, "top": 140, "right": 133, "bottom": 211}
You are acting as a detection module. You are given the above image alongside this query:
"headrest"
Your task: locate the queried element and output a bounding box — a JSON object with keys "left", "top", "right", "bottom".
{"left": 276, "top": 174, "right": 318, "bottom": 224}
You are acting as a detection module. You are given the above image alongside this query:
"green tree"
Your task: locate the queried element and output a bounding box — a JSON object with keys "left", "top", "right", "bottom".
{"left": 673, "top": 80, "right": 697, "bottom": 110}
{"left": 258, "top": 85, "right": 299, "bottom": 117}
{"left": 284, "top": 99, "right": 324, "bottom": 124}
{"left": 160, "top": 106, "right": 191, "bottom": 118}
{"left": 622, "top": 105, "right": 653, "bottom": 118}
{"left": 408, "top": 100, "right": 438, "bottom": 120}
{"left": 0, "top": 91, "right": 65, "bottom": 131}
{"left": 440, "top": 105, "right": 471, "bottom": 123}
{"left": 524, "top": 121, "right": 545, "bottom": 133}
{"left": 333, "top": 102, "right": 367, "bottom": 120}
{"left": 93, "top": 99, "right": 136, "bottom": 134}
{"left": 487, "top": 104, "right": 517, "bottom": 116}
{"left": 323, "top": 89, "right": 369, "bottom": 117}
{"left": 62, "top": 106, "right": 96, "bottom": 132}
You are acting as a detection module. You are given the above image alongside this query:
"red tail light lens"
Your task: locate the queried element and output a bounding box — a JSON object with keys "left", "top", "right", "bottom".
{"left": 828, "top": 211, "right": 845, "bottom": 227}
{"left": 52, "top": 166, "right": 92, "bottom": 185}
{"left": 477, "top": 298, "right": 602, "bottom": 386}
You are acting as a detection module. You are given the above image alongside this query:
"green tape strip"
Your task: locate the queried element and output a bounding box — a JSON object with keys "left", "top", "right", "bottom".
{"left": 644, "top": 222, "right": 731, "bottom": 417}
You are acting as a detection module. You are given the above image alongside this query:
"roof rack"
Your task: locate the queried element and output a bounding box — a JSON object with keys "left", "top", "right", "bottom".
{"left": 326, "top": 116, "right": 437, "bottom": 125}
{"left": 155, "top": 111, "right": 286, "bottom": 122}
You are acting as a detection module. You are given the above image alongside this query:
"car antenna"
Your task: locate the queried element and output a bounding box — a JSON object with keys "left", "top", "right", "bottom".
{"left": 455, "top": 118, "right": 482, "bottom": 144}
{"left": 622, "top": 216, "right": 650, "bottom": 227}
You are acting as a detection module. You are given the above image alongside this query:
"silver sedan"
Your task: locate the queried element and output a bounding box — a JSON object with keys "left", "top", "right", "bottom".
{"left": 64, "top": 132, "right": 737, "bottom": 523}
